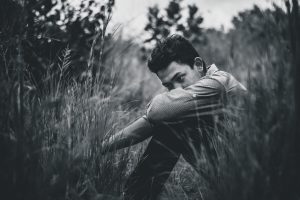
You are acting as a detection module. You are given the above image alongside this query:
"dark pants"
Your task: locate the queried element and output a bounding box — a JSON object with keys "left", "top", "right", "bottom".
{"left": 123, "top": 122, "right": 216, "bottom": 200}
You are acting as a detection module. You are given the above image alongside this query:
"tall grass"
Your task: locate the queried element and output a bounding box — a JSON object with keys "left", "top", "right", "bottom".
{"left": 1, "top": 30, "right": 297, "bottom": 200}
{"left": 0, "top": 35, "right": 146, "bottom": 199}
{"left": 1, "top": 2, "right": 299, "bottom": 200}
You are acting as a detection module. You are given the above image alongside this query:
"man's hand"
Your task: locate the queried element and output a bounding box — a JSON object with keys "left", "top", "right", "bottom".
{"left": 99, "top": 116, "right": 154, "bottom": 154}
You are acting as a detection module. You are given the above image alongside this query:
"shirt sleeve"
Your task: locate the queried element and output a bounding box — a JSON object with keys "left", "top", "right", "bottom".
{"left": 146, "top": 78, "right": 225, "bottom": 124}
{"left": 210, "top": 70, "right": 247, "bottom": 95}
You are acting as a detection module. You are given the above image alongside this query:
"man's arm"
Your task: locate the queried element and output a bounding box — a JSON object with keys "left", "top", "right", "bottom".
{"left": 101, "top": 116, "right": 154, "bottom": 153}
{"left": 147, "top": 79, "right": 224, "bottom": 124}
{"left": 101, "top": 74, "right": 237, "bottom": 153}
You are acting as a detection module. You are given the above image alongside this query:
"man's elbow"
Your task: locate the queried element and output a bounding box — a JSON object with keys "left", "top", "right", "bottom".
{"left": 147, "top": 109, "right": 162, "bottom": 123}
{"left": 146, "top": 93, "right": 176, "bottom": 123}
{"left": 147, "top": 95, "right": 165, "bottom": 123}
{"left": 147, "top": 107, "right": 174, "bottom": 123}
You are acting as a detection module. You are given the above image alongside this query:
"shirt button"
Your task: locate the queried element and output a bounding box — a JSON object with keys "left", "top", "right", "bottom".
{"left": 192, "top": 94, "right": 197, "bottom": 98}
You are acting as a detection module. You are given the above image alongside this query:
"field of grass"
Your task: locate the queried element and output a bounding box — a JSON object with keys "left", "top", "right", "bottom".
{"left": 1, "top": 1, "right": 300, "bottom": 200}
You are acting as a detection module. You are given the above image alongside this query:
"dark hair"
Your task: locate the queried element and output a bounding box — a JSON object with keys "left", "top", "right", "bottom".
{"left": 147, "top": 34, "right": 201, "bottom": 73}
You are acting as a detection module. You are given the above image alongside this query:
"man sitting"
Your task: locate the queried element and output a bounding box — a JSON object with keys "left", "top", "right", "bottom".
{"left": 101, "top": 34, "right": 247, "bottom": 200}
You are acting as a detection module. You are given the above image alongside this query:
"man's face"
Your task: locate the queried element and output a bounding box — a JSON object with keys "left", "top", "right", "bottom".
{"left": 157, "top": 61, "right": 201, "bottom": 91}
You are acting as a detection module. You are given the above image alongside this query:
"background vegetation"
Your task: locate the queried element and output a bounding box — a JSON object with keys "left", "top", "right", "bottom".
{"left": 0, "top": 0, "right": 299, "bottom": 199}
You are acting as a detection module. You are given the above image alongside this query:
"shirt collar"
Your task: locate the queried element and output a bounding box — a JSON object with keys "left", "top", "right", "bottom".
{"left": 205, "top": 64, "right": 218, "bottom": 76}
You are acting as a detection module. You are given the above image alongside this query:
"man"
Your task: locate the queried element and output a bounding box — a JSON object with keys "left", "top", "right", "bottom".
{"left": 101, "top": 34, "right": 246, "bottom": 200}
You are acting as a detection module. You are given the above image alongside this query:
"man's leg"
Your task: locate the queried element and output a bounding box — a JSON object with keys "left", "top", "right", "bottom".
{"left": 123, "top": 125, "right": 182, "bottom": 200}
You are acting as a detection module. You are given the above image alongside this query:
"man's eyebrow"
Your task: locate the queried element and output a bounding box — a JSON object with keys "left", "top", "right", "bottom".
{"left": 171, "top": 72, "right": 182, "bottom": 81}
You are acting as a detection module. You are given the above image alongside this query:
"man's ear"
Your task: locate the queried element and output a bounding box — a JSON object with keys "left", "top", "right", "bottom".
{"left": 194, "top": 57, "right": 204, "bottom": 73}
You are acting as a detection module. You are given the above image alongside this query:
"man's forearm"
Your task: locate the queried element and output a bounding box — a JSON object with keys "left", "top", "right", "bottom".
{"left": 101, "top": 116, "right": 154, "bottom": 153}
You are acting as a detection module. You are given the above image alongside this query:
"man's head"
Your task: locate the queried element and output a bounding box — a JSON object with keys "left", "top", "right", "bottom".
{"left": 148, "top": 34, "right": 206, "bottom": 90}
